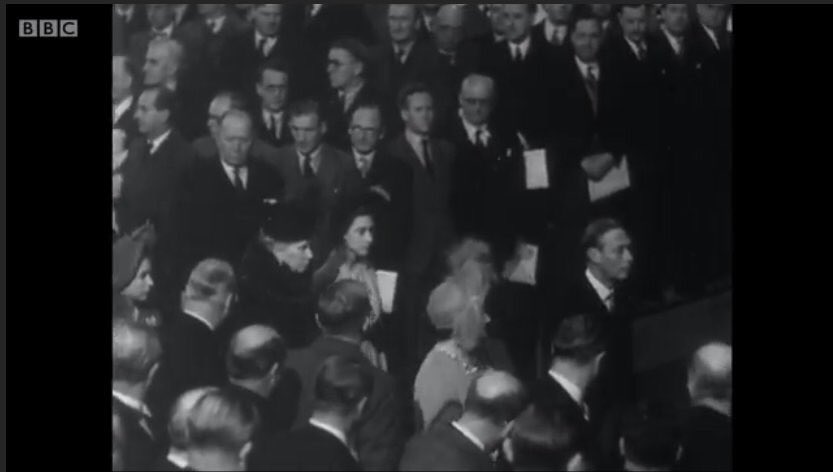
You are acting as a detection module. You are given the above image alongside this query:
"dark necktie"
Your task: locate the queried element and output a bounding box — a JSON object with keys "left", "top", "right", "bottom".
{"left": 637, "top": 43, "right": 647, "bottom": 61}
{"left": 232, "top": 166, "right": 245, "bottom": 193}
{"left": 269, "top": 114, "right": 281, "bottom": 140}
{"left": 302, "top": 152, "right": 315, "bottom": 179}
{"left": 421, "top": 139, "right": 435, "bottom": 178}
{"left": 475, "top": 129, "right": 487, "bottom": 149}
{"left": 258, "top": 37, "right": 269, "bottom": 58}
{"left": 338, "top": 92, "right": 347, "bottom": 112}
{"left": 676, "top": 37, "right": 686, "bottom": 59}
{"left": 396, "top": 47, "right": 406, "bottom": 64}
{"left": 585, "top": 66, "right": 599, "bottom": 116}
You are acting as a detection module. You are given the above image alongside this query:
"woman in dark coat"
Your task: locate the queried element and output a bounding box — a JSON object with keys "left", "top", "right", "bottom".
{"left": 112, "top": 223, "right": 162, "bottom": 328}
{"left": 236, "top": 203, "right": 319, "bottom": 349}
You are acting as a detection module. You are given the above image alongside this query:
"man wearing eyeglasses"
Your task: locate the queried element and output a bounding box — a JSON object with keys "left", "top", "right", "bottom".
{"left": 348, "top": 102, "right": 413, "bottom": 272}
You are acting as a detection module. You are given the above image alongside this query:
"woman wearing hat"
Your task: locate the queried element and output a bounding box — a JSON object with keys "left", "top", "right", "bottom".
{"left": 237, "top": 203, "right": 318, "bottom": 349}
{"left": 413, "top": 278, "right": 515, "bottom": 429}
{"left": 112, "top": 223, "right": 161, "bottom": 328}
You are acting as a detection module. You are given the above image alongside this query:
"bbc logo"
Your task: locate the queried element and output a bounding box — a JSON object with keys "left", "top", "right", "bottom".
{"left": 18, "top": 19, "right": 78, "bottom": 38}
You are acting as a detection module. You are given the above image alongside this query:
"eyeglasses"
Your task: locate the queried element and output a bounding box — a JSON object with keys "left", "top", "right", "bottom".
{"left": 349, "top": 125, "right": 381, "bottom": 135}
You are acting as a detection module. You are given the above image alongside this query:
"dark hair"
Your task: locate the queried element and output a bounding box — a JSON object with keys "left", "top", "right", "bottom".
{"left": 509, "top": 404, "right": 583, "bottom": 471}
{"left": 621, "top": 401, "right": 681, "bottom": 469}
{"left": 287, "top": 99, "right": 324, "bottom": 122}
{"left": 397, "top": 82, "right": 433, "bottom": 111}
{"left": 568, "top": 4, "right": 602, "bottom": 36}
{"left": 226, "top": 330, "right": 287, "bottom": 381}
{"left": 550, "top": 313, "right": 607, "bottom": 365}
{"left": 257, "top": 58, "right": 291, "bottom": 84}
{"left": 330, "top": 37, "right": 371, "bottom": 68}
{"left": 113, "top": 318, "right": 163, "bottom": 383}
{"left": 143, "top": 85, "right": 178, "bottom": 115}
{"left": 186, "top": 387, "right": 260, "bottom": 453}
{"left": 581, "top": 218, "right": 626, "bottom": 253}
{"left": 330, "top": 191, "right": 377, "bottom": 247}
{"left": 317, "top": 280, "right": 373, "bottom": 336}
{"left": 212, "top": 90, "right": 248, "bottom": 113}
{"left": 350, "top": 100, "right": 386, "bottom": 130}
{"left": 464, "top": 370, "right": 527, "bottom": 426}
{"left": 313, "top": 355, "right": 373, "bottom": 416}
{"left": 616, "top": 4, "right": 649, "bottom": 16}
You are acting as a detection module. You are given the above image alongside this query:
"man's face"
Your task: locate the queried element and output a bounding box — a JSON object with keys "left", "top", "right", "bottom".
{"left": 697, "top": 4, "right": 728, "bottom": 31}
{"left": 113, "top": 56, "right": 133, "bottom": 103}
{"left": 327, "top": 48, "right": 361, "bottom": 91}
{"left": 147, "top": 4, "right": 174, "bottom": 30}
{"left": 433, "top": 9, "right": 463, "bottom": 52}
{"left": 290, "top": 113, "right": 326, "bottom": 154}
{"left": 591, "top": 229, "right": 634, "bottom": 284}
{"left": 122, "top": 258, "right": 154, "bottom": 303}
{"left": 619, "top": 5, "right": 648, "bottom": 44}
{"left": 218, "top": 117, "right": 253, "bottom": 167}
{"left": 274, "top": 240, "right": 313, "bottom": 273}
{"left": 206, "top": 97, "right": 231, "bottom": 137}
{"left": 661, "top": 4, "right": 690, "bottom": 36}
{"left": 257, "top": 69, "right": 289, "bottom": 112}
{"left": 143, "top": 45, "right": 171, "bottom": 86}
{"left": 488, "top": 4, "right": 508, "bottom": 36}
{"left": 388, "top": 4, "right": 419, "bottom": 43}
{"left": 344, "top": 215, "right": 375, "bottom": 258}
{"left": 459, "top": 81, "right": 494, "bottom": 127}
{"left": 401, "top": 92, "right": 434, "bottom": 134}
{"left": 591, "top": 4, "right": 613, "bottom": 20}
{"left": 350, "top": 107, "right": 383, "bottom": 154}
{"left": 134, "top": 89, "right": 169, "bottom": 136}
{"left": 503, "top": 4, "right": 534, "bottom": 43}
{"left": 571, "top": 18, "right": 603, "bottom": 63}
{"left": 253, "top": 4, "right": 282, "bottom": 37}
{"left": 543, "top": 4, "right": 574, "bottom": 25}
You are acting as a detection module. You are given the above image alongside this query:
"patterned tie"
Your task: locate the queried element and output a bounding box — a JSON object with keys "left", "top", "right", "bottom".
{"left": 421, "top": 139, "right": 435, "bottom": 178}
{"left": 233, "top": 166, "right": 245, "bottom": 192}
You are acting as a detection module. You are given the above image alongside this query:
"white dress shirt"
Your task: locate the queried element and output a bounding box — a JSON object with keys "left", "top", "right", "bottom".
{"left": 459, "top": 112, "right": 491, "bottom": 147}
{"left": 148, "top": 129, "right": 172, "bottom": 155}
{"left": 353, "top": 149, "right": 376, "bottom": 178}
{"left": 548, "top": 370, "right": 590, "bottom": 420}
{"left": 545, "top": 20, "right": 568, "bottom": 45}
{"left": 297, "top": 146, "right": 323, "bottom": 174}
{"left": 585, "top": 268, "right": 614, "bottom": 311}
{"left": 113, "top": 390, "right": 153, "bottom": 418}
{"left": 255, "top": 30, "right": 278, "bottom": 56}
{"left": 113, "top": 95, "right": 133, "bottom": 125}
{"left": 703, "top": 25, "right": 721, "bottom": 51}
{"left": 309, "top": 418, "right": 357, "bottom": 459}
{"left": 451, "top": 421, "right": 486, "bottom": 451}
{"left": 183, "top": 309, "right": 216, "bottom": 331}
{"left": 207, "top": 15, "right": 227, "bottom": 34}
{"left": 310, "top": 4, "right": 324, "bottom": 17}
{"left": 394, "top": 41, "right": 415, "bottom": 63}
{"left": 115, "top": 4, "right": 135, "bottom": 22}
{"left": 263, "top": 109, "right": 285, "bottom": 138}
{"left": 625, "top": 37, "right": 647, "bottom": 60}
{"left": 173, "top": 4, "right": 189, "bottom": 25}
{"left": 575, "top": 56, "right": 601, "bottom": 82}
{"left": 151, "top": 23, "right": 175, "bottom": 39}
{"left": 509, "top": 35, "right": 532, "bottom": 61}
{"left": 405, "top": 129, "right": 431, "bottom": 167}
{"left": 340, "top": 83, "right": 364, "bottom": 112}
{"left": 166, "top": 451, "right": 189, "bottom": 469}
{"left": 661, "top": 25, "right": 685, "bottom": 55}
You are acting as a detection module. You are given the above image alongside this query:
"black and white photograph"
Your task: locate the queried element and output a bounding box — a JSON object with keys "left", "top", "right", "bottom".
{"left": 108, "top": 3, "right": 733, "bottom": 471}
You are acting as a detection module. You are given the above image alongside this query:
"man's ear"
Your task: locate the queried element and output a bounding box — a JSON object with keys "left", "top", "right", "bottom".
{"left": 320, "top": 121, "right": 328, "bottom": 136}
{"left": 315, "top": 313, "right": 324, "bottom": 331}
{"left": 588, "top": 247, "right": 602, "bottom": 264}
{"left": 400, "top": 109, "right": 409, "bottom": 123}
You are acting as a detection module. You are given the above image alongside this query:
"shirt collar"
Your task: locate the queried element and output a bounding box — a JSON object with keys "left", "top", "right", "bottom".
{"left": 149, "top": 129, "right": 172, "bottom": 154}
{"left": 183, "top": 308, "right": 216, "bottom": 331}
{"left": 458, "top": 111, "right": 490, "bottom": 144}
{"left": 297, "top": 146, "right": 323, "bottom": 172}
{"left": 548, "top": 369, "right": 584, "bottom": 405}
{"left": 509, "top": 35, "right": 532, "bottom": 58}
{"left": 585, "top": 268, "right": 613, "bottom": 305}
{"left": 207, "top": 14, "right": 227, "bottom": 33}
{"left": 702, "top": 25, "right": 721, "bottom": 50}
{"left": 255, "top": 30, "right": 278, "bottom": 47}
{"left": 545, "top": 20, "right": 567, "bottom": 43}
{"left": 661, "top": 25, "right": 684, "bottom": 54}
{"left": 451, "top": 421, "right": 486, "bottom": 451}
{"left": 167, "top": 450, "right": 189, "bottom": 469}
{"left": 309, "top": 418, "right": 350, "bottom": 449}
{"left": 394, "top": 40, "right": 415, "bottom": 61}
{"left": 575, "top": 56, "right": 600, "bottom": 79}
{"left": 153, "top": 22, "right": 175, "bottom": 38}
{"left": 341, "top": 83, "right": 364, "bottom": 110}
{"left": 625, "top": 37, "right": 646, "bottom": 58}
{"left": 352, "top": 148, "right": 375, "bottom": 167}
{"left": 116, "top": 4, "right": 135, "bottom": 20}
{"left": 113, "top": 390, "right": 152, "bottom": 418}
{"left": 405, "top": 129, "right": 429, "bottom": 160}
{"left": 114, "top": 95, "right": 133, "bottom": 124}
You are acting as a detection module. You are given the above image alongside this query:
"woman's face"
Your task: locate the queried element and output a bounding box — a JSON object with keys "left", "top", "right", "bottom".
{"left": 121, "top": 258, "right": 154, "bottom": 303}
{"left": 273, "top": 240, "right": 313, "bottom": 274}
{"left": 344, "top": 215, "right": 374, "bottom": 258}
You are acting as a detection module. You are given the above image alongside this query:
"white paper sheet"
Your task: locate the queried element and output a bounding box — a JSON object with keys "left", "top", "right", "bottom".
{"left": 507, "top": 244, "right": 538, "bottom": 286}
{"left": 524, "top": 149, "right": 550, "bottom": 190}
{"left": 588, "top": 155, "right": 631, "bottom": 202}
{"left": 376, "top": 270, "right": 398, "bottom": 314}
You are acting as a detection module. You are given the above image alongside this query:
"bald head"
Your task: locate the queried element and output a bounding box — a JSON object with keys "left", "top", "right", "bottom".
{"left": 460, "top": 74, "right": 496, "bottom": 127}
{"left": 465, "top": 369, "right": 527, "bottom": 426}
{"left": 688, "top": 343, "right": 732, "bottom": 403}
{"left": 169, "top": 387, "right": 219, "bottom": 449}
{"left": 227, "top": 325, "right": 286, "bottom": 382}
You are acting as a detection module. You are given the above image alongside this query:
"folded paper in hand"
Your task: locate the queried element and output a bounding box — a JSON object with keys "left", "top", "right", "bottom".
{"left": 588, "top": 155, "right": 631, "bottom": 202}
{"left": 507, "top": 244, "right": 538, "bottom": 286}
{"left": 524, "top": 149, "right": 549, "bottom": 190}
{"left": 376, "top": 270, "right": 398, "bottom": 314}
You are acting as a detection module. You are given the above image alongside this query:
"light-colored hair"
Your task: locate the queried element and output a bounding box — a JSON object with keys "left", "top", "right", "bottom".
{"left": 446, "top": 238, "right": 496, "bottom": 300}
{"left": 112, "top": 318, "right": 162, "bottom": 383}
{"left": 186, "top": 388, "right": 260, "bottom": 453}
{"left": 169, "top": 387, "right": 220, "bottom": 449}
{"left": 183, "top": 259, "right": 237, "bottom": 305}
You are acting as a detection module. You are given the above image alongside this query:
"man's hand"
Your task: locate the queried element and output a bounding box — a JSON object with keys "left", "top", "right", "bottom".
{"left": 581, "top": 152, "right": 616, "bottom": 181}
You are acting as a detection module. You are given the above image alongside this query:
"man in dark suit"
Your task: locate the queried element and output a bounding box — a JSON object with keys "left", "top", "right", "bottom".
{"left": 177, "top": 110, "right": 284, "bottom": 270}
{"left": 226, "top": 324, "right": 298, "bottom": 437}
{"left": 533, "top": 4, "right": 575, "bottom": 52}
{"left": 503, "top": 404, "right": 586, "bottom": 471}
{"left": 286, "top": 280, "right": 404, "bottom": 471}
{"left": 249, "top": 355, "right": 372, "bottom": 471}
{"left": 532, "top": 313, "right": 607, "bottom": 466}
{"left": 112, "top": 318, "right": 165, "bottom": 471}
{"left": 147, "top": 259, "right": 236, "bottom": 420}
{"left": 121, "top": 85, "right": 196, "bottom": 306}
{"left": 113, "top": 4, "right": 148, "bottom": 55}
{"left": 401, "top": 369, "right": 527, "bottom": 471}
{"left": 128, "top": 4, "right": 186, "bottom": 68}
{"left": 252, "top": 60, "right": 294, "bottom": 149}
{"left": 480, "top": 4, "right": 560, "bottom": 150}
{"left": 678, "top": 343, "right": 732, "bottom": 471}
{"left": 387, "top": 83, "right": 456, "bottom": 378}
{"left": 323, "top": 38, "right": 381, "bottom": 151}
{"left": 618, "top": 402, "right": 683, "bottom": 472}
{"left": 272, "top": 100, "right": 363, "bottom": 265}
{"left": 172, "top": 4, "right": 197, "bottom": 28}
{"left": 373, "top": 4, "right": 443, "bottom": 135}
{"left": 113, "top": 55, "right": 140, "bottom": 145}
{"left": 156, "top": 387, "right": 215, "bottom": 471}
{"left": 347, "top": 102, "right": 413, "bottom": 272}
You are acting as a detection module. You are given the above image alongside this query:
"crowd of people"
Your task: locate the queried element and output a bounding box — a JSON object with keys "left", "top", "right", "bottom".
{"left": 112, "top": 4, "right": 733, "bottom": 471}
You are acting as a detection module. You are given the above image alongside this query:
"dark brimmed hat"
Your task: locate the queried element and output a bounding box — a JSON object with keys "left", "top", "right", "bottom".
{"left": 261, "top": 202, "right": 316, "bottom": 243}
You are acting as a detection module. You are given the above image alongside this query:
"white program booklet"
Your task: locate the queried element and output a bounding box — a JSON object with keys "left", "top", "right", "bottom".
{"left": 506, "top": 244, "right": 538, "bottom": 286}
{"left": 589, "top": 155, "right": 631, "bottom": 202}
{"left": 524, "top": 149, "right": 550, "bottom": 190}
{"left": 376, "top": 270, "right": 399, "bottom": 314}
